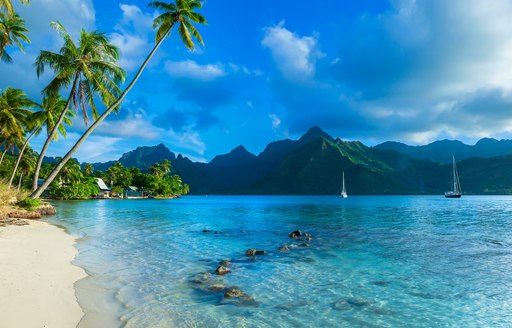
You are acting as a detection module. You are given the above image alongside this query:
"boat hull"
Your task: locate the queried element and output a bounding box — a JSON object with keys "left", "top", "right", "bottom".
{"left": 445, "top": 193, "right": 461, "bottom": 198}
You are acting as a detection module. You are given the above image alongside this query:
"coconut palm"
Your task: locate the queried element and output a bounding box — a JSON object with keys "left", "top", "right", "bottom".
{"left": 0, "top": 131, "right": 22, "bottom": 166}
{"left": 32, "top": 22, "right": 125, "bottom": 190}
{"left": 0, "top": 87, "right": 32, "bottom": 138}
{"left": 57, "top": 158, "right": 82, "bottom": 185}
{"left": 8, "top": 94, "right": 73, "bottom": 188}
{"left": 0, "top": 0, "right": 30, "bottom": 17}
{"left": 160, "top": 159, "right": 171, "bottom": 176}
{"left": 83, "top": 163, "right": 93, "bottom": 176}
{"left": 0, "top": 12, "right": 30, "bottom": 63}
{"left": 0, "top": 87, "right": 32, "bottom": 167}
{"left": 30, "top": 0, "right": 207, "bottom": 199}
{"left": 15, "top": 146, "right": 35, "bottom": 191}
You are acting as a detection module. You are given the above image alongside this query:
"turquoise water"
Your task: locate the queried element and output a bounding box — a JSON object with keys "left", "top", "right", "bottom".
{"left": 48, "top": 196, "right": 512, "bottom": 327}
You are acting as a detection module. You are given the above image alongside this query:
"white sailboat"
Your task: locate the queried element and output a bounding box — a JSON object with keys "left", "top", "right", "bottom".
{"left": 445, "top": 156, "right": 461, "bottom": 198}
{"left": 341, "top": 171, "right": 348, "bottom": 198}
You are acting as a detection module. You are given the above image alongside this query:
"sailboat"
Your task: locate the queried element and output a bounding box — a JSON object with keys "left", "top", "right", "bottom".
{"left": 340, "top": 171, "right": 348, "bottom": 198}
{"left": 445, "top": 156, "right": 461, "bottom": 198}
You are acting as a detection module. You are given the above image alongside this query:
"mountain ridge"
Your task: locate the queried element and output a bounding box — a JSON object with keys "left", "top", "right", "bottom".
{"left": 87, "top": 128, "right": 512, "bottom": 195}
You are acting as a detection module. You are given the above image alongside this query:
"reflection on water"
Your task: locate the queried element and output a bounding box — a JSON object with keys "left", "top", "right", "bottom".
{"left": 49, "top": 196, "right": 512, "bottom": 327}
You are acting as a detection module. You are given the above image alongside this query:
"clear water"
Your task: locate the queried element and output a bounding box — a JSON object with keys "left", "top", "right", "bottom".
{"left": 48, "top": 196, "right": 512, "bottom": 327}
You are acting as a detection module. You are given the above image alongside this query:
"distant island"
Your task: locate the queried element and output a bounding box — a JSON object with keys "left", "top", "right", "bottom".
{"left": 73, "top": 126, "right": 512, "bottom": 196}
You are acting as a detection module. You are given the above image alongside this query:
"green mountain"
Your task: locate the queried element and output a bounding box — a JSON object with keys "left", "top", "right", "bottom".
{"left": 86, "top": 127, "right": 512, "bottom": 195}
{"left": 374, "top": 138, "right": 512, "bottom": 163}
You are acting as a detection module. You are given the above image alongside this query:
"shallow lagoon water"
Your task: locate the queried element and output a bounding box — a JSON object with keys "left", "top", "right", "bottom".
{"left": 49, "top": 196, "right": 512, "bottom": 327}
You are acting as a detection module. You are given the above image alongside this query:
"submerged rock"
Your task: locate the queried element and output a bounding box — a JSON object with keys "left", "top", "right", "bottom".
{"left": 219, "top": 260, "right": 231, "bottom": 266}
{"left": 300, "top": 243, "right": 309, "bottom": 247}
{"left": 202, "top": 229, "right": 210, "bottom": 233}
{"left": 215, "top": 265, "right": 231, "bottom": 275}
{"left": 305, "top": 236, "right": 313, "bottom": 241}
{"left": 278, "top": 245, "right": 289, "bottom": 252}
{"left": 246, "top": 248, "right": 256, "bottom": 256}
{"left": 222, "top": 288, "right": 258, "bottom": 307}
{"left": 334, "top": 296, "right": 373, "bottom": 311}
{"left": 289, "top": 230, "right": 302, "bottom": 239}
{"left": 245, "top": 249, "right": 266, "bottom": 256}
{"left": 190, "top": 272, "right": 211, "bottom": 284}
{"left": 207, "top": 284, "right": 229, "bottom": 293}
{"left": 36, "top": 203, "right": 56, "bottom": 216}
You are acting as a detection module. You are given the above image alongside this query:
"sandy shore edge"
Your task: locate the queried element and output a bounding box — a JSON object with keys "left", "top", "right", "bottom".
{"left": 0, "top": 220, "right": 87, "bottom": 328}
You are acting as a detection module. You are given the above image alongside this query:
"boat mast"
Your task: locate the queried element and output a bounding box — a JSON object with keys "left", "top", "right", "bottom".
{"left": 342, "top": 171, "right": 345, "bottom": 193}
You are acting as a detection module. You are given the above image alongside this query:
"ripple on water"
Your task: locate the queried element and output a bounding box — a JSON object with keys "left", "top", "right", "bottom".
{"left": 48, "top": 195, "right": 512, "bottom": 327}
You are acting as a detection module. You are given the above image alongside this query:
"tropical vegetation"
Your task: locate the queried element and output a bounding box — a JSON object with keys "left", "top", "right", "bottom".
{"left": 0, "top": 0, "right": 205, "bottom": 203}
{"left": 29, "top": 0, "right": 207, "bottom": 199}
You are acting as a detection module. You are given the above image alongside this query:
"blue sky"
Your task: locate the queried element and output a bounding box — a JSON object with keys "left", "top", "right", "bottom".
{"left": 3, "top": 0, "right": 512, "bottom": 163}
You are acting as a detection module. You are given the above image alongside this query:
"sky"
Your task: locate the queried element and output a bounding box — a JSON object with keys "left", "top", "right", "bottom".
{"left": 3, "top": 0, "right": 512, "bottom": 163}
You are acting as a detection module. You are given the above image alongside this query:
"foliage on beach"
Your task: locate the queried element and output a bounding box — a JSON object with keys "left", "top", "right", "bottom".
{"left": 97, "top": 160, "right": 189, "bottom": 197}
{"left": 16, "top": 196, "right": 40, "bottom": 210}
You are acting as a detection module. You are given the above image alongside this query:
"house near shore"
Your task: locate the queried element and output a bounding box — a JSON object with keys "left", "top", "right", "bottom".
{"left": 95, "top": 178, "right": 112, "bottom": 198}
{"left": 124, "top": 186, "right": 145, "bottom": 199}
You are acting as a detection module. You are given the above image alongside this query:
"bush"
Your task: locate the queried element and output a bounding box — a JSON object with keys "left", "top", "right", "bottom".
{"left": 17, "top": 197, "right": 41, "bottom": 211}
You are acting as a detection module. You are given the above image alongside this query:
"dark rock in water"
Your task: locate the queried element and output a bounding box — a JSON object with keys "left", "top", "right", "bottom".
{"left": 219, "top": 260, "right": 231, "bottom": 266}
{"left": 222, "top": 288, "right": 258, "bottom": 307}
{"left": 373, "top": 280, "right": 388, "bottom": 287}
{"left": 36, "top": 203, "right": 56, "bottom": 216}
{"left": 190, "top": 272, "right": 211, "bottom": 284}
{"left": 305, "top": 236, "right": 313, "bottom": 241}
{"left": 347, "top": 297, "right": 372, "bottom": 307}
{"left": 245, "top": 248, "right": 257, "bottom": 256}
{"left": 300, "top": 243, "right": 309, "bottom": 247}
{"left": 275, "top": 300, "right": 310, "bottom": 311}
{"left": 289, "top": 230, "right": 302, "bottom": 239}
{"left": 333, "top": 297, "right": 372, "bottom": 311}
{"left": 278, "top": 245, "right": 289, "bottom": 252}
{"left": 202, "top": 229, "right": 210, "bottom": 233}
{"left": 224, "top": 289, "right": 248, "bottom": 298}
{"left": 245, "top": 248, "right": 265, "bottom": 256}
{"left": 208, "top": 284, "right": 229, "bottom": 293}
{"left": 215, "top": 265, "right": 230, "bottom": 275}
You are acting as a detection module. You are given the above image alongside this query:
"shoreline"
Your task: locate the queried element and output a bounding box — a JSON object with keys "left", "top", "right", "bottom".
{"left": 0, "top": 220, "right": 87, "bottom": 328}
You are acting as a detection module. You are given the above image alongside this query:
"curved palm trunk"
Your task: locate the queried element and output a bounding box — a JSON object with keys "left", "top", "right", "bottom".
{"left": 17, "top": 172, "right": 23, "bottom": 191}
{"left": 0, "top": 148, "right": 7, "bottom": 166}
{"left": 8, "top": 126, "right": 40, "bottom": 188}
{"left": 30, "top": 36, "right": 167, "bottom": 199}
{"left": 32, "top": 73, "right": 80, "bottom": 191}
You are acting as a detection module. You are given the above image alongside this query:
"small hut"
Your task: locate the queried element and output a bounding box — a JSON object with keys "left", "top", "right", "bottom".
{"left": 95, "top": 178, "right": 112, "bottom": 198}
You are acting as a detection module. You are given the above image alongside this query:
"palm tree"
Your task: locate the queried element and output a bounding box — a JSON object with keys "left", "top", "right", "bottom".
{"left": 0, "top": 87, "right": 32, "bottom": 166}
{"left": 150, "top": 163, "right": 162, "bottom": 177}
{"left": 0, "top": 87, "right": 32, "bottom": 138}
{"left": 8, "top": 94, "right": 73, "bottom": 188}
{"left": 83, "top": 163, "right": 94, "bottom": 176}
{"left": 30, "top": 0, "right": 207, "bottom": 199}
{"left": 15, "top": 146, "right": 35, "bottom": 191}
{"left": 0, "top": 12, "right": 30, "bottom": 63}
{"left": 0, "top": 131, "right": 22, "bottom": 166}
{"left": 32, "top": 22, "right": 125, "bottom": 190}
{"left": 57, "top": 158, "right": 82, "bottom": 185}
{"left": 160, "top": 159, "right": 171, "bottom": 176}
{"left": 0, "top": 0, "right": 30, "bottom": 17}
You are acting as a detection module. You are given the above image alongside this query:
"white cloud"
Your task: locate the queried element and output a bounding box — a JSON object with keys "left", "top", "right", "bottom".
{"left": 110, "top": 4, "right": 154, "bottom": 71}
{"left": 167, "top": 128, "right": 206, "bottom": 155}
{"left": 268, "top": 113, "right": 281, "bottom": 129}
{"left": 262, "top": 21, "right": 322, "bottom": 81}
{"left": 164, "top": 60, "right": 225, "bottom": 81}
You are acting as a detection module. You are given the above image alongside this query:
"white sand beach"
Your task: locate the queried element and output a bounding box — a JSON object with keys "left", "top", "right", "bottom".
{"left": 0, "top": 220, "right": 86, "bottom": 328}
